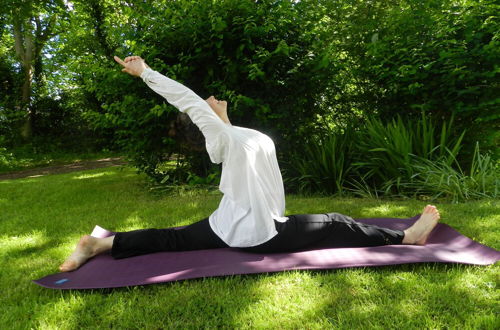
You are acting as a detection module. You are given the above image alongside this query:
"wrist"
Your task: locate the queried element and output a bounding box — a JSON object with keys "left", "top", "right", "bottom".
{"left": 139, "top": 67, "right": 151, "bottom": 79}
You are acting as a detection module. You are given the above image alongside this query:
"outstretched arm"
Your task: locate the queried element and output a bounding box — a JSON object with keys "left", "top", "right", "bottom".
{"left": 114, "top": 56, "right": 228, "bottom": 163}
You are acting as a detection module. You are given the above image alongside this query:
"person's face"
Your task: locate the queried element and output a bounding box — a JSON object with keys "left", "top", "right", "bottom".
{"left": 205, "top": 96, "right": 228, "bottom": 119}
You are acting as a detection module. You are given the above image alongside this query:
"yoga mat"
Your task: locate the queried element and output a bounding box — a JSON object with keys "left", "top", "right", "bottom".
{"left": 34, "top": 216, "right": 500, "bottom": 290}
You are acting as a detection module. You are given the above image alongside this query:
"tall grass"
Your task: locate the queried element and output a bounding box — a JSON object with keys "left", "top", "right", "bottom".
{"left": 283, "top": 126, "right": 354, "bottom": 195}
{"left": 406, "top": 143, "right": 499, "bottom": 203}
{"left": 352, "top": 113, "right": 465, "bottom": 194}
{"left": 283, "top": 113, "right": 498, "bottom": 202}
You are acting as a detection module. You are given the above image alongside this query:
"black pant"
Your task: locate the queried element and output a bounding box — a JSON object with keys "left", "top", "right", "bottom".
{"left": 111, "top": 213, "right": 405, "bottom": 259}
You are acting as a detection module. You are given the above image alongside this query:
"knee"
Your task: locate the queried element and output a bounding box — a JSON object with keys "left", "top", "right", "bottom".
{"left": 326, "top": 212, "right": 354, "bottom": 223}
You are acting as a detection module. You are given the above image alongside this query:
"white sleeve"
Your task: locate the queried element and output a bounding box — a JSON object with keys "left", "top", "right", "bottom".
{"left": 140, "top": 68, "right": 228, "bottom": 163}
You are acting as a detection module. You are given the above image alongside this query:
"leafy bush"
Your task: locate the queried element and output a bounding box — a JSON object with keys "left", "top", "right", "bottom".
{"left": 3, "top": 0, "right": 497, "bottom": 190}
{"left": 335, "top": 0, "right": 500, "bottom": 158}
{"left": 70, "top": 0, "right": 337, "bottom": 183}
{"left": 0, "top": 147, "right": 15, "bottom": 172}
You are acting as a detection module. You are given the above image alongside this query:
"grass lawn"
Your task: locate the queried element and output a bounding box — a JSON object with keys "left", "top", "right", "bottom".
{"left": 0, "top": 148, "right": 122, "bottom": 174}
{"left": 0, "top": 166, "right": 498, "bottom": 329}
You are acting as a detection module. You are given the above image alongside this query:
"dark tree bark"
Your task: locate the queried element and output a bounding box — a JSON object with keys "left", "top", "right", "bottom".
{"left": 87, "top": 0, "right": 114, "bottom": 58}
{"left": 11, "top": 5, "right": 57, "bottom": 141}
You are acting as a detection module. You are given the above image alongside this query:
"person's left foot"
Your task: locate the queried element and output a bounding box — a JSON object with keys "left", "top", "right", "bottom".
{"left": 59, "top": 235, "right": 99, "bottom": 272}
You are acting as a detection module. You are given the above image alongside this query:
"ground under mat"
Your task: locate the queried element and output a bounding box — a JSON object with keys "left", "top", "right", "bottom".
{"left": 34, "top": 216, "right": 500, "bottom": 290}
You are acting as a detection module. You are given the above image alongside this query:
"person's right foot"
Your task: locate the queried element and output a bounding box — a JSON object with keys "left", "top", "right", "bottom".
{"left": 403, "top": 205, "right": 441, "bottom": 245}
{"left": 59, "top": 235, "right": 99, "bottom": 272}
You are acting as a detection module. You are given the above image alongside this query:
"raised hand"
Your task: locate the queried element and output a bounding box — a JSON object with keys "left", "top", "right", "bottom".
{"left": 114, "top": 55, "right": 150, "bottom": 77}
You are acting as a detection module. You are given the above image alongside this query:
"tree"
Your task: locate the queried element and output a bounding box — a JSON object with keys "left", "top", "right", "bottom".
{"left": 9, "top": 0, "right": 63, "bottom": 141}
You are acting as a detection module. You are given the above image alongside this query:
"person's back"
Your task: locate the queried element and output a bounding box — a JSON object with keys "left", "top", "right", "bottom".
{"left": 138, "top": 63, "right": 287, "bottom": 247}
{"left": 212, "top": 124, "right": 287, "bottom": 247}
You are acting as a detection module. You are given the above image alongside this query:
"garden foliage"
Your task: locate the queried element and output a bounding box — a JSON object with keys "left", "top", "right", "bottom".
{"left": 0, "top": 0, "right": 498, "bottom": 199}
{"left": 65, "top": 0, "right": 338, "bottom": 182}
{"left": 286, "top": 112, "right": 499, "bottom": 202}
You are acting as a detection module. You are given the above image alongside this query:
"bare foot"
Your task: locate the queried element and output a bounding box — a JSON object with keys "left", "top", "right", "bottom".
{"left": 403, "top": 205, "right": 441, "bottom": 245}
{"left": 59, "top": 235, "right": 100, "bottom": 272}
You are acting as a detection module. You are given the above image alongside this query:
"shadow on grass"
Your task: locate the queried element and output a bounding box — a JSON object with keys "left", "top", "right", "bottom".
{"left": 23, "top": 262, "right": 497, "bottom": 328}
{"left": 3, "top": 241, "right": 56, "bottom": 260}
{"left": 1, "top": 167, "right": 498, "bottom": 327}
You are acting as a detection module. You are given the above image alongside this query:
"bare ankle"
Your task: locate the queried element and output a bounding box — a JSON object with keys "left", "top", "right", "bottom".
{"left": 402, "top": 229, "right": 416, "bottom": 244}
{"left": 92, "top": 236, "right": 114, "bottom": 255}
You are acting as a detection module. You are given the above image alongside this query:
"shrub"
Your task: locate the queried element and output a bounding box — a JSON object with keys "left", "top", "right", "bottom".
{"left": 67, "top": 0, "right": 338, "bottom": 184}
{"left": 324, "top": 0, "right": 500, "bottom": 158}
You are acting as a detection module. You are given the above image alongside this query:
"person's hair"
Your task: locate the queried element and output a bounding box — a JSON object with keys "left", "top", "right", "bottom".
{"left": 169, "top": 113, "right": 205, "bottom": 151}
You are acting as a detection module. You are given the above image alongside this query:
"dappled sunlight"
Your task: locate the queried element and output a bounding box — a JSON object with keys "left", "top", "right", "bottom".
{"left": 359, "top": 204, "right": 415, "bottom": 218}
{"left": 236, "top": 272, "right": 334, "bottom": 326}
{"left": 0, "top": 177, "right": 41, "bottom": 185}
{"left": 72, "top": 172, "right": 115, "bottom": 180}
{"left": 229, "top": 267, "right": 478, "bottom": 326}
{"left": 1, "top": 162, "right": 497, "bottom": 328}
{"left": 301, "top": 265, "right": 498, "bottom": 326}
{"left": 119, "top": 212, "right": 150, "bottom": 232}
{"left": 337, "top": 268, "right": 378, "bottom": 293}
{"left": 450, "top": 268, "right": 497, "bottom": 298}
{"left": 187, "top": 201, "right": 199, "bottom": 209}
{"left": 348, "top": 300, "right": 387, "bottom": 319}
{"left": 340, "top": 286, "right": 428, "bottom": 324}
{"left": 0, "top": 230, "right": 62, "bottom": 282}
{"left": 5, "top": 251, "right": 56, "bottom": 278}
{"left": 34, "top": 293, "right": 86, "bottom": 328}
{"left": 0, "top": 230, "right": 48, "bottom": 257}
{"left": 366, "top": 204, "right": 409, "bottom": 215}
{"left": 284, "top": 196, "right": 420, "bottom": 219}
{"left": 397, "top": 293, "right": 433, "bottom": 315}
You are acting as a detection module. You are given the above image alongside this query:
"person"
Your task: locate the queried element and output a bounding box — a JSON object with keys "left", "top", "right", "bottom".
{"left": 59, "top": 56, "right": 441, "bottom": 272}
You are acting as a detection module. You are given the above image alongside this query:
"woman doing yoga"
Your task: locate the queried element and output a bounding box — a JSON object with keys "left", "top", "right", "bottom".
{"left": 59, "top": 56, "right": 441, "bottom": 272}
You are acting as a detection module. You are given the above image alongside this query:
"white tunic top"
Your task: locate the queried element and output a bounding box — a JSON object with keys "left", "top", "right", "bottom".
{"left": 141, "top": 68, "right": 288, "bottom": 247}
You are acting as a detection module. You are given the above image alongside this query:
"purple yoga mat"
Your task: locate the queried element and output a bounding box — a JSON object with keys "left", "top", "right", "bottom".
{"left": 34, "top": 216, "right": 500, "bottom": 290}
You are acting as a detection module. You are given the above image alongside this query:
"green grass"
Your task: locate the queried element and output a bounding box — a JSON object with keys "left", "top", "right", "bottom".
{"left": 0, "top": 147, "right": 122, "bottom": 174}
{"left": 0, "top": 166, "right": 498, "bottom": 329}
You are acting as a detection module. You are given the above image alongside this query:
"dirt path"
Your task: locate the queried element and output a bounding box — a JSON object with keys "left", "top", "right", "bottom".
{"left": 0, "top": 157, "right": 128, "bottom": 181}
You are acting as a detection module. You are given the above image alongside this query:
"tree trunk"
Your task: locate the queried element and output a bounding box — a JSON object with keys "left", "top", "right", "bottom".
{"left": 88, "top": 0, "right": 114, "bottom": 57}
{"left": 13, "top": 14, "right": 34, "bottom": 141}
{"left": 20, "top": 65, "right": 34, "bottom": 140}
{"left": 12, "top": 7, "right": 57, "bottom": 141}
